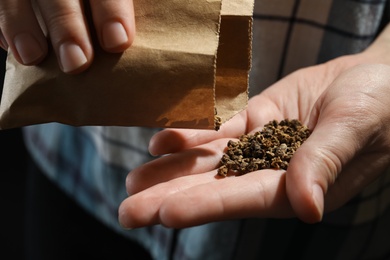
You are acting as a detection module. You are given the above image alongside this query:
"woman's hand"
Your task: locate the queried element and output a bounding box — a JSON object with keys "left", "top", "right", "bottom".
{"left": 0, "top": 0, "right": 135, "bottom": 73}
{"left": 118, "top": 52, "right": 390, "bottom": 228}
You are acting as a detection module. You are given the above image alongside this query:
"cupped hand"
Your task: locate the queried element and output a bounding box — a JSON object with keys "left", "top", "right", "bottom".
{"left": 118, "top": 54, "right": 390, "bottom": 229}
{"left": 0, "top": 0, "right": 135, "bottom": 73}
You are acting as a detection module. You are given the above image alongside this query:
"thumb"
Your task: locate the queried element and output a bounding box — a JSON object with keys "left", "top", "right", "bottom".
{"left": 285, "top": 119, "right": 353, "bottom": 223}
{"left": 284, "top": 64, "right": 389, "bottom": 223}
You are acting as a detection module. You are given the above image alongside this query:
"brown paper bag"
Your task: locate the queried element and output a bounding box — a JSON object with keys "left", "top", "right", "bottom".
{"left": 0, "top": 0, "right": 254, "bottom": 130}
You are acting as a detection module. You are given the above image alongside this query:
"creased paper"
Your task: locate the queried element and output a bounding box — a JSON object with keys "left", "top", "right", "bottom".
{"left": 0, "top": 0, "right": 254, "bottom": 130}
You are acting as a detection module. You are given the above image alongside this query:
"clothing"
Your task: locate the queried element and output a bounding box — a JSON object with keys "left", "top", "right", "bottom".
{"left": 23, "top": 0, "right": 390, "bottom": 259}
{"left": 24, "top": 158, "right": 152, "bottom": 259}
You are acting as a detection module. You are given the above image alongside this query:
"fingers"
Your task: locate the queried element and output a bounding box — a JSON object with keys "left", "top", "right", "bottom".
{"left": 148, "top": 92, "right": 293, "bottom": 156}
{"left": 0, "top": 0, "right": 135, "bottom": 73}
{"left": 0, "top": 0, "right": 48, "bottom": 64}
{"left": 119, "top": 170, "right": 293, "bottom": 229}
{"left": 120, "top": 171, "right": 218, "bottom": 228}
{"left": 35, "top": 0, "right": 92, "bottom": 73}
{"left": 127, "top": 138, "right": 230, "bottom": 195}
{"left": 89, "top": 0, "right": 135, "bottom": 52}
{"left": 159, "top": 171, "right": 293, "bottom": 228}
{"left": 122, "top": 137, "right": 293, "bottom": 229}
{"left": 149, "top": 111, "right": 247, "bottom": 156}
{"left": 149, "top": 93, "right": 287, "bottom": 156}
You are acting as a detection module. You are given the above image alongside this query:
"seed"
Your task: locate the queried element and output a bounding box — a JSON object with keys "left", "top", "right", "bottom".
{"left": 216, "top": 119, "right": 311, "bottom": 177}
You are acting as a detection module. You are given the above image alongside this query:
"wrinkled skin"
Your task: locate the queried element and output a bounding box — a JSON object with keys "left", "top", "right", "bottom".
{"left": 119, "top": 25, "right": 390, "bottom": 228}
{"left": 0, "top": 0, "right": 135, "bottom": 73}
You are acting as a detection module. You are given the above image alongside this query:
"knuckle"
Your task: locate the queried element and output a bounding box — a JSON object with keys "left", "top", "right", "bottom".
{"left": 44, "top": 8, "right": 80, "bottom": 30}
{"left": 35, "top": 0, "right": 84, "bottom": 32}
{"left": 313, "top": 146, "right": 342, "bottom": 188}
{"left": 0, "top": 5, "right": 20, "bottom": 28}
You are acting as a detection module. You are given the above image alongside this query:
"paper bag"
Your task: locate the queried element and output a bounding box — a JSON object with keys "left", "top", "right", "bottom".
{"left": 0, "top": 0, "right": 254, "bottom": 130}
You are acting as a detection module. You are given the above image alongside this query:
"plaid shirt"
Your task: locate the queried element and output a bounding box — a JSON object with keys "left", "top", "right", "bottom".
{"left": 24, "top": 0, "right": 390, "bottom": 259}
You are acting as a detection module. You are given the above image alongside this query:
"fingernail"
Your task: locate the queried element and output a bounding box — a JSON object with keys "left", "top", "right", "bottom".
{"left": 119, "top": 220, "right": 133, "bottom": 230}
{"left": 312, "top": 184, "right": 324, "bottom": 221}
{"left": 118, "top": 208, "right": 133, "bottom": 230}
{"left": 102, "top": 21, "right": 128, "bottom": 49}
{"left": 14, "top": 33, "right": 44, "bottom": 64}
{"left": 59, "top": 42, "right": 88, "bottom": 73}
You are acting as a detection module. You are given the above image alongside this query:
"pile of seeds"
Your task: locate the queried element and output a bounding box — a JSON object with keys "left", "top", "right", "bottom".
{"left": 217, "top": 119, "right": 311, "bottom": 177}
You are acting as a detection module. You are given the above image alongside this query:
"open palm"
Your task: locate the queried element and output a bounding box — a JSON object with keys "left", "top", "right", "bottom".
{"left": 119, "top": 55, "right": 390, "bottom": 229}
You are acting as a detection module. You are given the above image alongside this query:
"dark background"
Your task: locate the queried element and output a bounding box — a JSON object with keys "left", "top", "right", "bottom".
{"left": 0, "top": 49, "right": 27, "bottom": 259}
